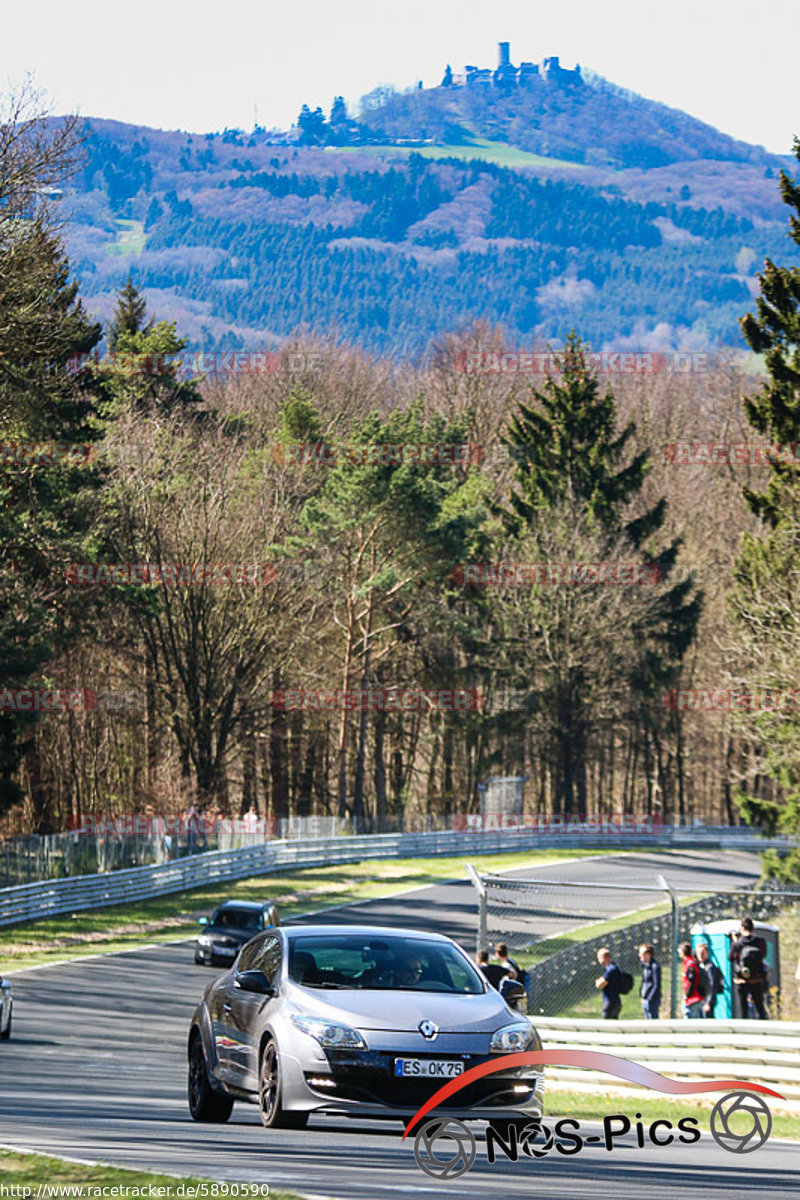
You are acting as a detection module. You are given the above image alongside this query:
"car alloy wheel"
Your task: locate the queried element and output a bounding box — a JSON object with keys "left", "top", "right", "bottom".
{"left": 259, "top": 1040, "right": 307, "bottom": 1129}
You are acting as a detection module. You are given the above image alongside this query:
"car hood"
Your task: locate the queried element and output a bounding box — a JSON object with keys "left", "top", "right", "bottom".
{"left": 287, "top": 984, "right": 516, "bottom": 1033}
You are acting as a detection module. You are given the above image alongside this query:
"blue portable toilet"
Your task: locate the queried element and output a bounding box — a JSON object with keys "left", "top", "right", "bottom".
{"left": 691, "top": 920, "right": 734, "bottom": 1018}
{"left": 691, "top": 919, "right": 780, "bottom": 1018}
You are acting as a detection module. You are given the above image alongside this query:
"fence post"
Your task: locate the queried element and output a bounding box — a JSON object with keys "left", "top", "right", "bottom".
{"left": 658, "top": 873, "right": 680, "bottom": 1019}
{"left": 465, "top": 863, "right": 487, "bottom": 954}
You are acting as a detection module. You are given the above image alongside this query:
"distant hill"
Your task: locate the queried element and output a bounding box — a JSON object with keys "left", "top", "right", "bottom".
{"left": 353, "top": 52, "right": 783, "bottom": 172}
{"left": 55, "top": 54, "right": 797, "bottom": 357}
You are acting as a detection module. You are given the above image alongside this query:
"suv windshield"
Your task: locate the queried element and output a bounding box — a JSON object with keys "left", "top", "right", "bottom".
{"left": 210, "top": 907, "right": 262, "bottom": 932}
{"left": 288, "top": 934, "right": 485, "bottom": 993}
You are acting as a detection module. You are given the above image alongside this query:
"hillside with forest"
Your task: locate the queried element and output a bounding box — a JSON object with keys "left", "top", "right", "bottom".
{"left": 56, "top": 55, "right": 798, "bottom": 357}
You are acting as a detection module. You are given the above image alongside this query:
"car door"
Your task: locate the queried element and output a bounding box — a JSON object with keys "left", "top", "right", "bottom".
{"left": 228, "top": 934, "right": 283, "bottom": 1089}
{"left": 210, "top": 935, "right": 267, "bottom": 1083}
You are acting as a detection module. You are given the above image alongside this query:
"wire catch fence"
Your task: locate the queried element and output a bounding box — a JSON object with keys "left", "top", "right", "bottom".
{"left": 469, "top": 869, "right": 800, "bottom": 1021}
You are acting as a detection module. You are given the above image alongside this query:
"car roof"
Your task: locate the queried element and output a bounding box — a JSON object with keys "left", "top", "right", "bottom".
{"left": 215, "top": 900, "right": 270, "bottom": 912}
{"left": 283, "top": 925, "right": 453, "bottom": 943}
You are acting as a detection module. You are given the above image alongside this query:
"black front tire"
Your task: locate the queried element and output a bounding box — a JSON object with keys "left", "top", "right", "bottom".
{"left": 258, "top": 1040, "right": 308, "bottom": 1129}
{"left": 188, "top": 1036, "right": 233, "bottom": 1122}
{"left": 0, "top": 1003, "right": 10, "bottom": 1041}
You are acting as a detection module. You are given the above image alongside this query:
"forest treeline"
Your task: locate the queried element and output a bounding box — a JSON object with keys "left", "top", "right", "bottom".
{"left": 1, "top": 94, "right": 798, "bottom": 855}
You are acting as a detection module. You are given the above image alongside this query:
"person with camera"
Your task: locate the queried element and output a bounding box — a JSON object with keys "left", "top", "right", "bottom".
{"left": 729, "top": 917, "right": 768, "bottom": 1019}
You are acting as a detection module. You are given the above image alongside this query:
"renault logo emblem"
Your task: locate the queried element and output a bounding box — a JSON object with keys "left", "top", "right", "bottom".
{"left": 418, "top": 1020, "right": 438, "bottom": 1040}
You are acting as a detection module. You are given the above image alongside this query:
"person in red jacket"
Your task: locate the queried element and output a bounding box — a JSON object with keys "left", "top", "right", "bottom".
{"left": 680, "top": 942, "right": 704, "bottom": 1018}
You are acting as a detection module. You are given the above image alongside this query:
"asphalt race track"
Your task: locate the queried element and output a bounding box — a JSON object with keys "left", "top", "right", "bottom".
{"left": 2, "top": 850, "right": 798, "bottom": 1199}
{"left": 309, "top": 847, "right": 766, "bottom": 941}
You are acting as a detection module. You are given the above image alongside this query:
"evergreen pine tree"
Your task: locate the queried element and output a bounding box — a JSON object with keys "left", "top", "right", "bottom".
{"left": 732, "top": 138, "right": 800, "bottom": 870}
{"left": 498, "top": 332, "right": 700, "bottom": 815}
{"left": 96, "top": 282, "right": 205, "bottom": 419}
{"left": 108, "top": 276, "right": 151, "bottom": 350}
{"left": 0, "top": 224, "right": 104, "bottom": 821}
{"left": 503, "top": 332, "right": 664, "bottom": 545}
{"left": 739, "top": 139, "right": 800, "bottom": 525}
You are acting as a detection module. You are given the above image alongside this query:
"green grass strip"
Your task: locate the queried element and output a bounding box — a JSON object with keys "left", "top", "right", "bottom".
{"left": 0, "top": 1148, "right": 301, "bottom": 1197}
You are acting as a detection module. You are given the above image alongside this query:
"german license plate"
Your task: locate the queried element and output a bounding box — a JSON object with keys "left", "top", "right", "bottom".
{"left": 394, "top": 1058, "right": 464, "bottom": 1078}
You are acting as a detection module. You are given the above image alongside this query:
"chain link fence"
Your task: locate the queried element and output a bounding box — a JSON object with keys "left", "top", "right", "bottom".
{"left": 470, "top": 869, "right": 800, "bottom": 1021}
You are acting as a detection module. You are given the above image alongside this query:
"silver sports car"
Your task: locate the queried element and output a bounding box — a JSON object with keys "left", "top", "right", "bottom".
{"left": 0, "top": 976, "right": 11, "bottom": 1041}
{"left": 187, "top": 924, "right": 544, "bottom": 1129}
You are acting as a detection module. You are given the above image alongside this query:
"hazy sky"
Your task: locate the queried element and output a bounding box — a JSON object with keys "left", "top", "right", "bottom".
{"left": 1, "top": 0, "right": 797, "bottom": 153}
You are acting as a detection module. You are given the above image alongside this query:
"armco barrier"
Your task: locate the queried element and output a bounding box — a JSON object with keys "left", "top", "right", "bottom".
{"left": 0, "top": 825, "right": 795, "bottom": 928}
{"left": 534, "top": 1016, "right": 800, "bottom": 1103}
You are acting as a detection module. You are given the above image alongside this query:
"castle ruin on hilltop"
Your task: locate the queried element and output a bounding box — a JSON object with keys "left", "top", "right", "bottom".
{"left": 441, "top": 42, "right": 584, "bottom": 89}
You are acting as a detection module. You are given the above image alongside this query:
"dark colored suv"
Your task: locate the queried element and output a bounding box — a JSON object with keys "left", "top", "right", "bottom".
{"left": 194, "top": 900, "right": 280, "bottom": 967}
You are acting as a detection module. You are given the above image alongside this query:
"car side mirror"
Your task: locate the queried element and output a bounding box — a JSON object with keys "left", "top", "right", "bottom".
{"left": 503, "top": 981, "right": 527, "bottom": 1011}
{"left": 198, "top": 916, "right": 208, "bottom": 925}
{"left": 235, "top": 969, "right": 274, "bottom": 995}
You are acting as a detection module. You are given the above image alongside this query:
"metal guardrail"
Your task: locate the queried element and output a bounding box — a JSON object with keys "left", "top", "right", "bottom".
{"left": 534, "top": 1016, "right": 800, "bottom": 1100}
{"left": 0, "top": 825, "right": 796, "bottom": 928}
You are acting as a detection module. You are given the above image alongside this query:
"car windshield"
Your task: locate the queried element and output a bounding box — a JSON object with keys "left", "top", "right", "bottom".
{"left": 288, "top": 934, "right": 485, "bottom": 993}
{"left": 210, "top": 907, "right": 262, "bottom": 932}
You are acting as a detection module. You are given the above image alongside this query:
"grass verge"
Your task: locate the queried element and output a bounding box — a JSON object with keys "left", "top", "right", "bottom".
{"left": 0, "top": 847, "right": 619, "bottom": 972}
{"left": 0, "top": 1149, "right": 300, "bottom": 1196}
{"left": 106, "top": 219, "right": 146, "bottom": 256}
{"left": 325, "top": 139, "right": 584, "bottom": 169}
{"left": 544, "top": 1089, "right": 800, "bottom": 1140}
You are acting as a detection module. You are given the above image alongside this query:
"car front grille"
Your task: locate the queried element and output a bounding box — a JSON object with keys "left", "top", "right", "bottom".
{"left": 308, "top": 1052, "right": 539, "bottom": 1110}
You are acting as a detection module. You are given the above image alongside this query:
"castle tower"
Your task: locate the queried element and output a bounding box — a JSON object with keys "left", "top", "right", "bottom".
{"left": 498, "top": 41, "right": 510, "bottom": 68}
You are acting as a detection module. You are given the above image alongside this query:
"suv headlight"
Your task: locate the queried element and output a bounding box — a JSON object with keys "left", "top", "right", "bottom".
{"left": 490, "top": 1021, "right": 536, "bottom": 1053}
{"left": 291, "top": 1014, "right": 366, "bottom": 1049}
{"left": 197, "top": 935, "right": 211, "bottom": 946}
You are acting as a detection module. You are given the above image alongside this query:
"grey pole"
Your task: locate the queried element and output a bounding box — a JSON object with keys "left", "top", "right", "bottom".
{"left": 465, "top": 863, "right": 487, "bottom": 954}
{"left": 657, "top": 873, "right": 680, "bottom": 1018}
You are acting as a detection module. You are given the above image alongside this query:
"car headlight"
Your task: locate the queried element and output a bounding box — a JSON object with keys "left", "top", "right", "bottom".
{"left": 291, "top": 1014, "right": 366, "bottom": 1049}
{"left": 490, "top": 1021, "right": 536, "bottom": 1054}
{"left": 197, "top": 935, "right": 211, "bottom": 946}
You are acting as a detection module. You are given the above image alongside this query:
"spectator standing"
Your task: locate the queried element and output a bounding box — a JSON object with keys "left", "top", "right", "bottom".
{"left": 680, "top": 942, "right": 704, "bottom": 1018}
{"left": 184, "top": 803, "right": 200, "bottom": 855}
{"left": 477, "top": 947, "right": 515, "bottom": 991}
{"left": 696, "top": 942, "right": 724, "bottom": 1018}
{"left": 495, "top": 941, "right": 520, "bottom": 976}
{"left": 729, "top": 917, "right": 769, "bottom": 1020}
{"left": 638, "top": 943, "right": 662, "bottom": 1019}
{"left": 595, "top": 947, "right": 623, "bottom": 1020}
{"left": 495, "top": 942, "right": 529, "bottom": 992}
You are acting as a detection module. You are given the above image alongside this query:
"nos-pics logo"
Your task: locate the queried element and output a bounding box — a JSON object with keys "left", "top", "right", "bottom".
{"left": 413, "top": 1093, "right": 772, "bottom": 1180}
{"left": 403, "top": 1052, "right": 780, "bottom": 1181}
